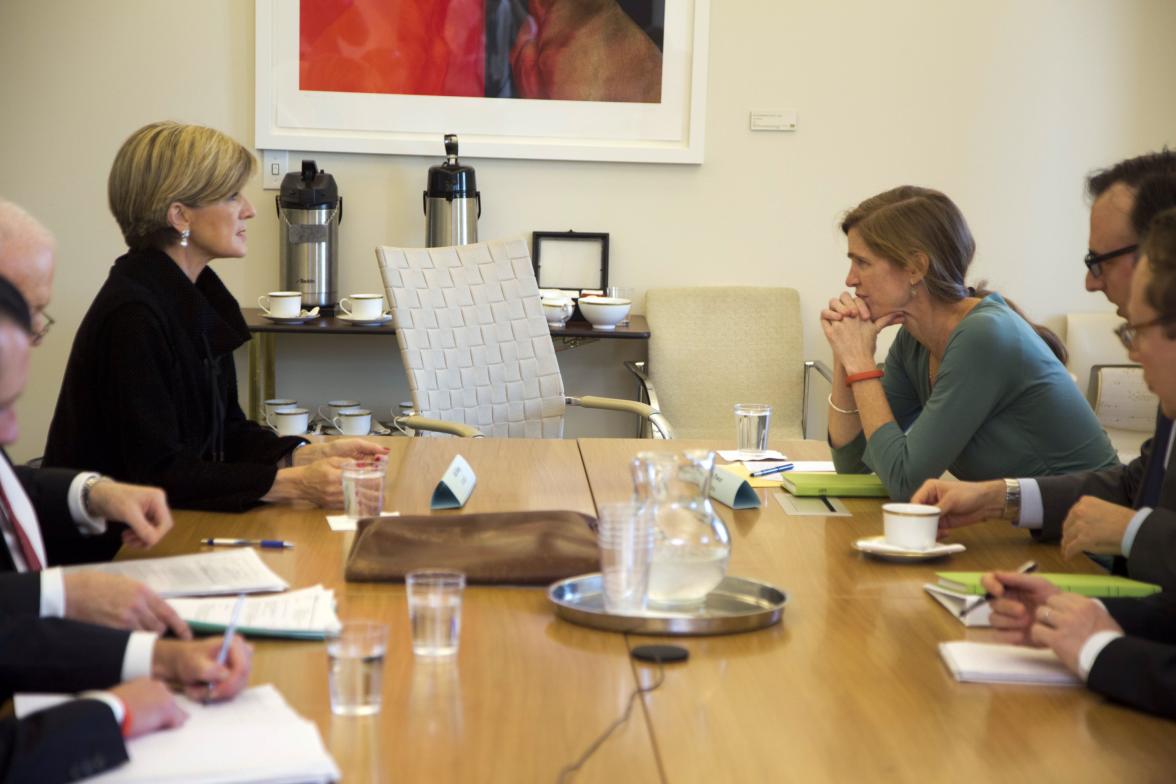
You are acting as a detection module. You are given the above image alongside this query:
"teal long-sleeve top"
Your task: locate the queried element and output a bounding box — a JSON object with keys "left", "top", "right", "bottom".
{"left": 831, "top": 293, "right": 1119, "bottom": 500}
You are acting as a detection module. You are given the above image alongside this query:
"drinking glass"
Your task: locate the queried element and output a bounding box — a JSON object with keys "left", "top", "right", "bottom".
{"left": 734, "top": 403, "right": 772, "bottom": 459}
{"left": 327, "top": 620, "right": 388, "bottom": 716}
{"left": 597, "top": 502, "right": 654, "bottom": 613}
{"left": 406, "top": 569, "right": 466, "bottom": 657}
{"left": 341, "top": 456, "right": 388, "bottom": 519}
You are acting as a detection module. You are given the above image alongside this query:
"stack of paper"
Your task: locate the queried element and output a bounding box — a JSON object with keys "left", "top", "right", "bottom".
{"left": 167, "top": 586, "right": 342, "bottom": 639}
{"left": 66, "top": 549, "right": 289, "bottom": 597}
{"left": 939, "top": 642, "right": 1081, "bottom": 686}
{"left": 16, "top": 684, "right": 340, "bottom": 783}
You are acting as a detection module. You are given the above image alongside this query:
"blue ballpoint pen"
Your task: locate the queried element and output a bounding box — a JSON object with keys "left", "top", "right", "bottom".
{"left": 749, "top": 463, "right": 794, "bottom": 478}
{"left": 205, "top": 593, "right": 246, "bottom": 704}
{"left": 202, "top": 537, "right": 294, "bottom": 549}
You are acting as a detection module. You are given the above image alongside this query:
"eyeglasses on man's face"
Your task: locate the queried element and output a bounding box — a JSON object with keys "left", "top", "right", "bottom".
{"left": 1085, "top": 244, "right": 1139, "bottom": 279}
{"left": 31, "top": 310, "right": 54, "bottom": 345}
{"left": 1114, "top": 316, "right": 1171, "bottom": 350}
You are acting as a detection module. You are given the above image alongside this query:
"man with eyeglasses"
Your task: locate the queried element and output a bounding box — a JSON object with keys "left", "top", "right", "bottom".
{"left": 911, "top": 157, "right": 1176, "bottom": 593}
{"left": 973, "top": 208, "right": 1176, "bottom": 718}
{"left": 0, "top": 199, "right": 188, "bottom": 636}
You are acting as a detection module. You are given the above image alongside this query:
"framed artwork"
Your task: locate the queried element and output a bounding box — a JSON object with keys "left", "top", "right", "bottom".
{"left": 532, "top": 231, "right": 609, "bottom": 292}
{"left": 255, "top": 0, "right": 709, "bottom": 163}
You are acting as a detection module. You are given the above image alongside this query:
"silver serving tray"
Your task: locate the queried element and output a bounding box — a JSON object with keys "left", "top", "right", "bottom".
{"left": 548, "top": 573, "right": 787, "bottom": 636}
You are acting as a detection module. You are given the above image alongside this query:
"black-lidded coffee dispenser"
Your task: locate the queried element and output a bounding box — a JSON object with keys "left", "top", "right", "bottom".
{"left": 424, "top": 135, "right": 480, "bottom": 247}
{"left": 277, "top": 160, "right": 341, "bottom": 310}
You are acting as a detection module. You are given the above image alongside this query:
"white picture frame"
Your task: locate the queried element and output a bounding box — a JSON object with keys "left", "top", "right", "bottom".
{"left": 255, "top": 0, "right": 709, "bottom": 164}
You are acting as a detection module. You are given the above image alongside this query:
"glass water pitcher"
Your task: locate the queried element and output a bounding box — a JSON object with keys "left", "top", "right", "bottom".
{"left": 631, "top": 450, "right": 731, "bottom": 608}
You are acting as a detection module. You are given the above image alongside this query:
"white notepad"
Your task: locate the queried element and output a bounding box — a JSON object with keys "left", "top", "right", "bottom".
{"left": 939, "top": 641, "right": 1082, "bottom": 686}
{"left": 166, "top": 585, "right": 341, "bottom": 639}
{"left": 64, "top": 549, "right": 288, "bottom": 597}
{"left": 16, "top": 684, "right": 340, "bottom": 783}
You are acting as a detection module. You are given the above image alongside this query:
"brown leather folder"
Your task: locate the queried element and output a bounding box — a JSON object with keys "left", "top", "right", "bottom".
{"left": 344, "top": 510, "right": 600, "bottom": 585}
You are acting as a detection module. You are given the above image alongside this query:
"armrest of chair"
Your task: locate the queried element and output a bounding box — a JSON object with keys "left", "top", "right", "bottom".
{"left": 393, "top": 414, "right": 485, "bottom": 438}
{"left": 568, "top": 395, "right": 675, "bottom": 439}
{"left": 623, "top": 360, "right": 662, "bottom": 411}
{"left": 802, "top": 360, "right": 834, "bottom": 440}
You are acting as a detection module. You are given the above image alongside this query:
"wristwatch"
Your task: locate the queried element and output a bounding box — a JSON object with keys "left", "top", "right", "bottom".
{"left": 1002, "top": 478, "right": 1021, "bottom": 522}
{"left": 81, "top": 474, "right": 109, "bottom": 518}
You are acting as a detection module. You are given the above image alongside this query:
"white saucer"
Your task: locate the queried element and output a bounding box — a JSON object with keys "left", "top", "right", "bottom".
{"left": 262, "top": 314, "right": 310, "bottom": 325}
{"left": 852, "top": 535, "right": 965, "bottom": 562}
{"left": 337, "top": 313, "right": 392, "bottom": 326}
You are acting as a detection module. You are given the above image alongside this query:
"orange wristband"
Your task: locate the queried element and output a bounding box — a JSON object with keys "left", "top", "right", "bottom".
{"left": 845, "top": 369, "right": 884, "bottom": 385}
{"left": 120, "top": 704, "right": 134, "bottom": 738}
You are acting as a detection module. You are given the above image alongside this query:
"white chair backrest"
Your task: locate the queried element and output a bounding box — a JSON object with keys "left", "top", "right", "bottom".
{"left": 1064, "top": 312, "right": 1127, "bottom": 401}
{"left": 645, "top": 287, "right": 804, "bottom": 440}
{"left": 1092, "top": 365, "right": 1155, "bottom": 432}
{"left": 375, "top": 238, "right": 566, "bottom": 437}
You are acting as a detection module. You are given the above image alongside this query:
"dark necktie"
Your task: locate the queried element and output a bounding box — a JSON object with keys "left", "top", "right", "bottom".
{"left": 0, "top": 481, "right": 43, "bottom": 571}
{"left": 1136, "top": 413, "right": 1173, "bottom": 509}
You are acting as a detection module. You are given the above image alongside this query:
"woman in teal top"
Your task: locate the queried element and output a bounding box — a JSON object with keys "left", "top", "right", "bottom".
{"left": 823, "top": 187, "right": 1118, "bottom": 500}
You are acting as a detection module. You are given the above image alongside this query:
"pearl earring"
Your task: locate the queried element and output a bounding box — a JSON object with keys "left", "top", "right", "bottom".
{"left": 179, "top": 229, "right": 190, "bottom": 248}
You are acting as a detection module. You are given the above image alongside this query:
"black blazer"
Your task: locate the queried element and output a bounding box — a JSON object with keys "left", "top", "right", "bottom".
{"left": 0, "top": 617, "right": 132, "bottom": 782}
{"left": 1088, "top": 593, "right": 1176, "bottom": 719}
{"left": 1036, "top": 411, "right": 1176, "bottom": 589}
{"left": 43, "top": 248, "right": 303, "bottom": 512}
{"left": 0, "top": 453, "right": 120, "bottom": 570}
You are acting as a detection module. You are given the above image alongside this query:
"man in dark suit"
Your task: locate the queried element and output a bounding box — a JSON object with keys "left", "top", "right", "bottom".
{"left": 912, "top": 160, "right": 1176, "bottom": 590}
{"left": 0, "top": 614, "right": 252, "bottom": 781}
{"left": 967, "top": 208, "right": 1176, "bottom": 717}
{"left": 0, "top": 201, "right": 187, "bottom": 636}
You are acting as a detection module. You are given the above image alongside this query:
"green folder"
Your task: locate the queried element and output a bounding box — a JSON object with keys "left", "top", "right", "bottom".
{"left": 936, "top": 572, "right": 1161, "bottom": 598}
{"left": 779, "top": 472, "right": 889, "bottom": 498}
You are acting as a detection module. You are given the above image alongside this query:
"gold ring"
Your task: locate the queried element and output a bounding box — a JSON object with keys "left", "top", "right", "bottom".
{"left": 1043, "top": 608, "right": 1052, "bottom": 623}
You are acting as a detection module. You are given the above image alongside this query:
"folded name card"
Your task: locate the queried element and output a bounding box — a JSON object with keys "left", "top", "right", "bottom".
{"left": 709, "top": 466, "right": 761, "bottom": 509}
{"left": 431, "top": 454, "right": 477, "bottom": 509}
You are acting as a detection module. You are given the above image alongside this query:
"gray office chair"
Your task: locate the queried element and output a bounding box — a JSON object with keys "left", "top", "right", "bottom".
{"left": 625, "top": 286, "right": 830, "bottom": 439}
{"left": 375, "top": 238, "right": 673, "bottom": 438}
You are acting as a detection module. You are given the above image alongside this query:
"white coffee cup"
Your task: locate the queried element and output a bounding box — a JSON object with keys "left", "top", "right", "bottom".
{"left": 338, "top": 294, "right": 386, "bottom": 321}
{"left": 258, "top": 291, "right": 302, "bottom": 318}
{"left": 882, "top": 503, "right": 941, "bottom": 550}
{"left": 318, "top": 400, "right": 361, "bottom": 423}
{"left": 332, "top": 408, "right": 373, "bottom": 436}
{"left": 271, "top": 407, "right": 310, "bottom": 436}
{"left": 264, "top": 398, "right": 298, "bottom": 427}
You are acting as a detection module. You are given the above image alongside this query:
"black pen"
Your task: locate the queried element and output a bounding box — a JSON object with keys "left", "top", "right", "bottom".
{"left": 959, "top": 560, "right": 1038, "bottom": 618}
{"left": 819, "top": 495, "right": 836, "bottom": 512}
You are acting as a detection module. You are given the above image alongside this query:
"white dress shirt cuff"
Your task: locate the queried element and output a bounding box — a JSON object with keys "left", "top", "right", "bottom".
{"left": 1013, "top": 478, "right": 1044, "bottom": 529}
{"left": 1121, "top": 507, "right": 1152, "bottom": 557}
{"left": 68, "top": 472, "right": 107, "bottom": 534}
{"left": 1078, "top": 629, "right": 1125, "bottom": 681}
{"left": 122, "top": 632, "right": 157, "bottom": 682}
{"left": 39, "top": 567, "right": 65, "bottom": 618}
{"left": 79, "top": 690, "right": 125, "bottom": 725}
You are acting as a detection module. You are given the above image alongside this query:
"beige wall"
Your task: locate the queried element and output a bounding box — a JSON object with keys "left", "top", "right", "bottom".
{"left": 1, "top": 0, "right": 1175, "bottom": 462}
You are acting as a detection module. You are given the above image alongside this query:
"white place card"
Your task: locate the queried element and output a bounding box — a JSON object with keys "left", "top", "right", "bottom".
{"left": 710, "top": 466, "right": 761, "bottom": 509}
{"left": 431, "top": 454, "right": 477, "bottom": 509}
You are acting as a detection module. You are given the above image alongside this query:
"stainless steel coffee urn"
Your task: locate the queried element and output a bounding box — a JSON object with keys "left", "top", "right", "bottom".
{"left": 424, "top": 134, "right": 480, "bottom": 247}
{"left": 277, "top": 160, "right": 341, "bottom": 310}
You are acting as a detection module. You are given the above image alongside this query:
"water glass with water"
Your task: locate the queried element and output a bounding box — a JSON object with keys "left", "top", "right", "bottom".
{"left": 406, "top": 569, "right": 465, "bottom": 657}
{"left": 327, "top": 620, "right": 388, "bottom": 716}
{"left": 342, "top": 456, "right": 388, "bottom": 519}
{"left": 597, "top": 501, "right": 654, "bottom": 613}
{"left": 734, "top": 403, "right": 772, "bottom": 459}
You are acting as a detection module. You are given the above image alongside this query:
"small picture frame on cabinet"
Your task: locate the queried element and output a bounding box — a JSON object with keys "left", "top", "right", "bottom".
{"left": 532, "top": 231, "right": 609, "bottom": 292}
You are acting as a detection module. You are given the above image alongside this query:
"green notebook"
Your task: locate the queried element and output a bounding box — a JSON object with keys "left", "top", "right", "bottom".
{"left": 779, "top": 472, "right": 889, "bottom": 498}
{"left": 936, "top": 572, "right": 1161, "bottom": 598}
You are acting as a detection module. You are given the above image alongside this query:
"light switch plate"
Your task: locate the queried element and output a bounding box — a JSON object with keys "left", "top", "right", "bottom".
{"left": 262, "top": 150, "right": 289, "bottom": 190}
{"left": 749, "top": 110, "right": 798, "bottom": 132}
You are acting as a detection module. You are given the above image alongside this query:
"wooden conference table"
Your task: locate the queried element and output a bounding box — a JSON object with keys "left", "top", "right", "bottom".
{"left": 121, "top": 438, "right": 1176, "bottom": 782}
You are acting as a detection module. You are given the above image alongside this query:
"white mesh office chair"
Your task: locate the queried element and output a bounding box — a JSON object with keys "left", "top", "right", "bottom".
{"left": 375, "top": 238, "right": 672, "bottom": 438}
{"left": 625, "top": 287, "right": 830, "bottom": 440}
